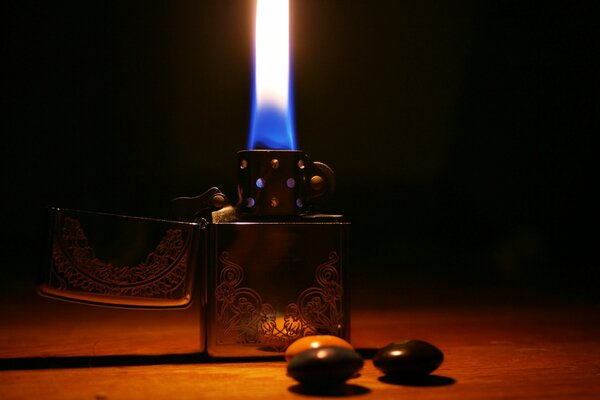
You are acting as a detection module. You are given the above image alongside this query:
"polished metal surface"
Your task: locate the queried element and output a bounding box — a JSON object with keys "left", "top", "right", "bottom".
{"left": 33, "top": 208, "right": 206, "bottom": 357}
{"left": 35, "top": 208, "right": 348, "bottom": 358}
{"left": 207, "top": 217, "right": 350, "bottom": 358}
{"left": 40, "top": 208, "right": 202, "bottom": 308}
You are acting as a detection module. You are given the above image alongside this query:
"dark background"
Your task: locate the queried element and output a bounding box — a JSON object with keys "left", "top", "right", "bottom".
{"left": 3, "top": 1, "right": 597, "bottom": 307}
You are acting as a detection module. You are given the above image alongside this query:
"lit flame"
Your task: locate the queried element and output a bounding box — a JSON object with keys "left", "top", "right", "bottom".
{"left": 248, "top": 0, "right": 296, "bottom": 150}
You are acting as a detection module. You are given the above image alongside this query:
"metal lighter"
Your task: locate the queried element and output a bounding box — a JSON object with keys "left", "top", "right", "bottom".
{"left": 37, "top": 149, "right": 349, "bottom": 359}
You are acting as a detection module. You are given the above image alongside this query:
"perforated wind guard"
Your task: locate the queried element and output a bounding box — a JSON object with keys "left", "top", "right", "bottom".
{"left": 237, "top": 150, "right": 335, "bottom": 216}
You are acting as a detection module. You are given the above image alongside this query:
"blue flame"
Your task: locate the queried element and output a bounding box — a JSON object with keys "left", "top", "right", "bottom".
{"left": 248, "top": 73, "right": 297, "bottom": 150}
{"left": 248, "top": 0, "right": 296, "bottom": 150}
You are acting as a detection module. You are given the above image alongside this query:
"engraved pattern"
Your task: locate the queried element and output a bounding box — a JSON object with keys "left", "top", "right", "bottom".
{"left": 50, "top": 217, "right": 190, "bottom": 299}
{"left": 215, "top": 251, "right": 344, "bottom": 351}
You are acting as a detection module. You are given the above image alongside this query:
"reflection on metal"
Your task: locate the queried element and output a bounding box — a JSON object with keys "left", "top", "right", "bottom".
{"left": 215, "top": 251, "right": 344, "bottom": 352}
{"left": 40, "top": 210, "right": 197, "bottom": 308}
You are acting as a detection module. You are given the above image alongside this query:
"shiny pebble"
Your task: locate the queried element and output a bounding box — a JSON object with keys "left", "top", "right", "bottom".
{"left": 285, "top": 335, "right": 354, "bottom": 362}
{"left": 373, "top": 340, "right": 444, "bottom": 377}
{"left": 287, "top": 346, "right": 364, "bottom": 387}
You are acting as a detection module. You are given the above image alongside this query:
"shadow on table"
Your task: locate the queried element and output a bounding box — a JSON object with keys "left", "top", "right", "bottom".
{"left": 0, "top": 354, "right": 208, "bottom": 370}
{"left": 378, "top": 374, "right": 456, "bottom": 386}
{"left": 288, "top": 383, "right": 371, "bottom": 397}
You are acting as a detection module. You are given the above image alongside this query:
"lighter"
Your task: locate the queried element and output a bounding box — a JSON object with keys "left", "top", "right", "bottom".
{"left": 38, "top": 149, "right": 349, "bottom": 359}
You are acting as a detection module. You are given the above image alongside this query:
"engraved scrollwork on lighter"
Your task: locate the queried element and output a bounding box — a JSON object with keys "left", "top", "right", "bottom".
{"left": 50, "top": 216, "right": 189, "bottom": 299}
{"left": 215, "top": 253, "right": 263, "bottom": 344}
{"left": 296, "top": 251, "right": 344, "bottom": 335}
{"left": 215, "top": 251, "right": 344, "bottom": 351}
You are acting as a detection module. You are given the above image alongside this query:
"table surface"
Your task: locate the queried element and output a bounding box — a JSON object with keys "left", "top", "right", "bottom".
{"left": 1, "top": 304, "right": 600, "bottom": 399}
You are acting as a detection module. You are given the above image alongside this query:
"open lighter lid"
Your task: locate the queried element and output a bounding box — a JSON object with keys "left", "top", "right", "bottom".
{"left": 38, "top": 208, "right": 204, "bottom": 309}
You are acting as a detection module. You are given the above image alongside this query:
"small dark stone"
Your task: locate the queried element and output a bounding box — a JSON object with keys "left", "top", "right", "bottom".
{"left": 373, "top": 340, "right": 444, "bottom": 377}
{"left": 287, "top": 346, "right": 363, "bottom": 387}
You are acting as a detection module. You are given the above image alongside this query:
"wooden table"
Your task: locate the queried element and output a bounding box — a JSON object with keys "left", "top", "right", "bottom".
{"left": 2, "top": 305, "right": 600, "bottom": 399}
